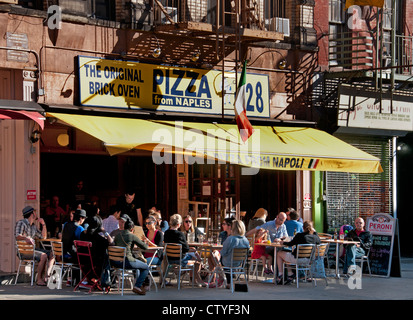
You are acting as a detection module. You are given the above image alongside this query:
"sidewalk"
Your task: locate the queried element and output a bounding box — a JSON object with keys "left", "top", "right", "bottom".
{"left": 1, "top": 258, "right": 413, "bottom": 301}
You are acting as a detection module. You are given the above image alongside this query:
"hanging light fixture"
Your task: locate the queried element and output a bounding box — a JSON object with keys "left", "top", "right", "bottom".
{"left": 151, "top": 34, "right": 161, "bottom": 58}
{"left": 191, "top": 50, "right": 201, "bottom": 62}
{"left": 152, "top": 47, "right": 161, "bottom": 58}
{"left": 278, "top": 59, "right": 287, "bottom": 69}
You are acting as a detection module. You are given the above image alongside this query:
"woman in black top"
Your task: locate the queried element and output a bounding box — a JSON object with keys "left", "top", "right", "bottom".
{"left": 163, "top": 214, "right": 205, "bottom": 286}
{"left": 276, "top": 220, "right": 320, "bottom": 284}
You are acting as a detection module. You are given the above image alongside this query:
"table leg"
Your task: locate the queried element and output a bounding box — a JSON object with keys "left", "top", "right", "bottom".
{"left": 335, "top": 243, "right": 340, "bottom": 278}
{"left": 273, "top": 247, "right": 277, "bottom": 285}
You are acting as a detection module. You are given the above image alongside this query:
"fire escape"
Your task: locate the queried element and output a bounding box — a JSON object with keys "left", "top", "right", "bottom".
{"left": 315, "top": 1, "right": 413, "bottom": 132}
{"left": 131, "top": 0, "right": 284, "bottom": 119}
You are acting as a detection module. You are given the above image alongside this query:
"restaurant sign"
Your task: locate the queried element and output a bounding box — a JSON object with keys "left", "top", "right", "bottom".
{"left": 338, "top": 84, "right": 413, "bottom": 131}
{"left": 366, "top": 213, "right": 397, "bottom": 277}
{"left": 77, "top": 56, "right": 270, "bottom": 118}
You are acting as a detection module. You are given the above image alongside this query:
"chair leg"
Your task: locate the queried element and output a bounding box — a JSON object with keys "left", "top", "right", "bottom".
{"left": 15, "top": 261, "right": 22, "bottom": 285}
{"left": 161, "top": 266, "right": 169, "bottom": 288}
{"left": 367, "top": 259, "right": 372, "bottom": 276}
{"left": 31, "top": 262, "right": 35, "bottom": 286}
{"left": 296, "top": 268, "right": 299, "bottom": 288}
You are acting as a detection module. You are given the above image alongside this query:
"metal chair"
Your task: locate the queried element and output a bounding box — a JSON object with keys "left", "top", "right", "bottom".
{"left": 47, "top": 240, "right": 79, "bottom": 289}
{"left": 73, "top": 240, "right": 102, "bottom": 293}
{"left": 145, "top": 247, "right": 163, "bottom": 292}
{"left": 355, "top": 247, "right": 372, "bottom": 276}
{"left": 222, "top": 247, "right": 249, "bottom": 293}
{"left": 161, "top": 243, "right": 195, "bottom": 290}
{"left": 107, "top": 245, "right": 135, "bottom": 296}
{"left": 247, "top": 235, "right": 268, "bottom": 281}
{"left": 15, "top": 240, "right": 37, "bottom": 286}
{"left": 282, "top": 243, "right": 316, "bottom": 288}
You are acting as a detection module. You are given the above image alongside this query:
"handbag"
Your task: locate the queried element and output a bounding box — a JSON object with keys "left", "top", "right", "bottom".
{"left": 310, "top": 257, "right": 326, "bottom": 278}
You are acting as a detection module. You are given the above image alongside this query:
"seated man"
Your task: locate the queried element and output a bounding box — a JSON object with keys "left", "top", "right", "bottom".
{"left": 15, "top": 206, "right": 55, "bottom": 286}
{"left": 102, "top": 205, "right": 122, "bottom": 235}
{"left": 343, "top": 217, "right": 372, "bottom": 275}
{"left": 284, "top": 210, "right": 303, "bottom": 237}
{"left": 61, "top": 209, "right": 87, "bottom": 263}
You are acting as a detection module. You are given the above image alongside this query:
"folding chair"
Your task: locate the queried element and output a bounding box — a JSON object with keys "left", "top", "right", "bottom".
{"left": 15, "top": 240, "right": 37, "bottom": 286}
{"left": 108, "top": 246, "right": 135, "bottom": 296}
{"left": 282, "top": 244, "right": 316, "bottom": 288}
{"left": 73, "top": 240, "right": 102, "bottom": 293}
{"left": 355, "top": 247, "right": 372, "bottom": 276}
{"left": 247, "top": 235, "right": 270, "bottom": 281}
{"left": 222, "top": 247, "right": 249, "bottom": 293}
{"left": 161, "top": 243, "right": 195, "bottom": 290}
{"left": 47, "top": 241, "right": 79, "bottom": 289}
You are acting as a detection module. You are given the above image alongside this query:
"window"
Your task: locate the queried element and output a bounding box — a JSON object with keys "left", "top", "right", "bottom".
{"left": 329, "top": 0, "right": 347, "bottom": 67}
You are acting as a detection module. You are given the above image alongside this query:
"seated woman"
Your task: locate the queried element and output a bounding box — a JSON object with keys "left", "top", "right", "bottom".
{"left": 148, "top": 208, "right": 169, "bottom": 232}
{"left": 163, "top": 214, "right": 205, "bottom": 286}
{"left": 276, "top": 220, "right": 320, "bottom": 284}
{"left": 216, "top": 219, "right": 250, "bottom": 288}
{"left": 142, "top": 215, "right": 164, "bottom": 265}
{"left": 219, "top": 217, "right": 235, "bottom": 244}
{"left": 114, "top": 219, "right": 150, "bottom": 295}
{"left": 180, "top": 214, "right": 204, "bottom": 243}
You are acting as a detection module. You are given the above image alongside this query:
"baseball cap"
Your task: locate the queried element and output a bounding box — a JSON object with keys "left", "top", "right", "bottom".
{"left": 119, "top": 214, "right": 131, "bottom": 222}
{"left": 74, "top": 209, "right": 87, "bottom": 218}
{"left": 22, "top": 206, "right": 35, "bottom": 217}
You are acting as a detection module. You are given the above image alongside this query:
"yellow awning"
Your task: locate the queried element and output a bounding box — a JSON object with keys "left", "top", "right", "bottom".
{"left": 47, "top": 113, "right": 383, "bottom": 174}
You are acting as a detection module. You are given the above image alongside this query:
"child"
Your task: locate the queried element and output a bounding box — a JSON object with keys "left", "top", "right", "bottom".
{"left": 251, "top": 228, "right": 273, "bottom": 275}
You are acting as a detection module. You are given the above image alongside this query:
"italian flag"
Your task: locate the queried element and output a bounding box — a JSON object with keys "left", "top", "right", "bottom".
{"left": 234, "top": 60, "right": 254, "bottom": 142}
{"left": 345, "top": 0, "right": 384, "bottom": 9}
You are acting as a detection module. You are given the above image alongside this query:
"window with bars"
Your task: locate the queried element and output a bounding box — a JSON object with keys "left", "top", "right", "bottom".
{"left": 329, "top": 0, "right": 346, "bottom": 67}
{"left": 325, "top": 136, "right": 393, "bottom": 232}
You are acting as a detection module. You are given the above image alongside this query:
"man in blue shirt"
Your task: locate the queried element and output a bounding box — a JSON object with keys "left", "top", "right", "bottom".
{"left": 246, "top": 212, "right": 288, "bottom": 275}
{"left": 62, "top": 209, "right": 87, "bottom": 262}
{"left": 284, "top": 211, "right": 304, "bottom": 237}
{"left": 246, "top": 212, "right": 288, "bottom": 241}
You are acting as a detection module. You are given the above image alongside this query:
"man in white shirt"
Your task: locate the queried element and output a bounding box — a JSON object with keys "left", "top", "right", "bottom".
{"left": 102, "top": 205, "right": 122, "bottom": 235}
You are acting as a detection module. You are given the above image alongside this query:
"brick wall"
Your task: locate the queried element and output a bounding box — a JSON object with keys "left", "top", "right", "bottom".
{"left": 404, "top": 0, "right": 413, "bottom": 36}
{"left": 314, "top": 0, "right": 329, "bottom": 69}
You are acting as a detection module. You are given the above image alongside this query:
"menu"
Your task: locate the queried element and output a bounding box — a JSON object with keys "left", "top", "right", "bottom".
{"left": 366, "top": 213, "right": 396, "bottom": 277}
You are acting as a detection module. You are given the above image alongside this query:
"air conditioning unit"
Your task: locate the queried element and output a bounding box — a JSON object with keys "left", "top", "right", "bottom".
{"left": 156, "top": 6, "right": 178, "bottom": 24}
{"left": 266, "top": 17, "right": 290, "bottom": 37}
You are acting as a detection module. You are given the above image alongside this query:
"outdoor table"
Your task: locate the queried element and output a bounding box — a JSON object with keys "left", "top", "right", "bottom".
{"left": 321, "top": 238, "right": 360, "bottom": 278}
{"left": 255, "top": 242, "right": 288, "bottom": 285}
{"left": 143, "top": 246, "right": 163, "bottom": 263}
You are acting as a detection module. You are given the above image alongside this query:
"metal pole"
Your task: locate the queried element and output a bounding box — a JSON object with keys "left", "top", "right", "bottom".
{"left": 392, "top": 136, "right": 398, "bottom": 219}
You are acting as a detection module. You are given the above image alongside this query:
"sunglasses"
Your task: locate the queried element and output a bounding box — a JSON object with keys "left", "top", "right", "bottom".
{"left": 184, "top": 220, "right": 192, "bottom": 223}
{"left": 145, "top": 221, "right": 155, "bottom": 225}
